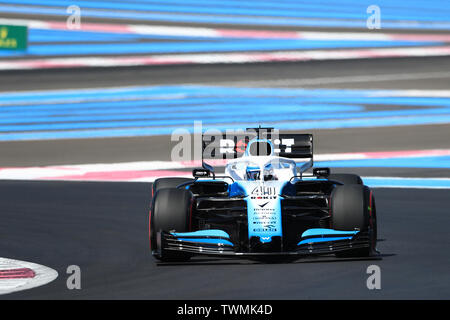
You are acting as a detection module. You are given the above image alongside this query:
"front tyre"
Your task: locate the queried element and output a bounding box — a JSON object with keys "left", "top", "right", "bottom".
{"left": 152, "top": 177, "right": 194, "bottom": 197}
{"left": 150, "top": 188, "right": 193, "bottom": 262}
{"left": 331, "top": 184, "right": 377, "bottom": 257}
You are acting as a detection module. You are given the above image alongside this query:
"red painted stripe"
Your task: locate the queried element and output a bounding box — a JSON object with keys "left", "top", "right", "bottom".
{"left": 149, "top": 208, "right": 153, "bottom": 250}
{"left": 149, "top": 183, "right": 154, "bottom": 250}
{"left": 389, "top": 34, "right": 450, "bottom": 42}
{"left": 179, "top": 159, "right": 228, "bottom": 167}
{"left": 0, "top": 268, "right": 35, "bottom": 279}
{"left": 46, "top": 21, "right": 132, "bottom": 33}
{"left": 39, "top": 170, "right": 191, "bottom": 181}
{"left": 369, "top": 190, "right": 375, "bottom": 249}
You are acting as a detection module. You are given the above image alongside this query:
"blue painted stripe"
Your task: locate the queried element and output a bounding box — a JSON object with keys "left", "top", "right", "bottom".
{"left": 28, "top": 29, "right": 143, "bottom": 43}
{"left": 1, "top": 5, "right": 449, "bottom": 30}
{"left": 0, "top": 96, "right": 365, "bottom": 112}
{"left": 76, "top": 0, "right": 450, "bottom": 16}
{"left": 7, "top": 113, "right": 445, "bottom": 132}
{"left": 28, "top": 29, "right": 214, "bottom": 43}
{"left": 0, "top": 86, "right": 446, "bottom": 103}
{"left": 0, "top": 102, "right": 360, "bottom": 117}
{"left": 2, "top": 111, "right": 450, "bottom": 134}
{"left": 0, "top": 104, "right": 362, "bottom": 125}
{"left": 1, "top": 89, "right": 449, "bottom": 109}
{"left": 362, "top": 177, "right": 450, "bottom": 189}
{"left": 1, "top": 0, "right": 449, "bottom": 22}
{"left": 0, "top": 110, "right": 445, "bottom": 140}
{"left": 0, "top": 115, "right": 449, "bottom": 140}
{"left": 2, "top": 94, "right": 450, "bottom": 108}
{"left": 0, "top": 39, "right": 434, "bottom": 57}
{"left": 0, "top": 86, "right": 449, "bottom": 140}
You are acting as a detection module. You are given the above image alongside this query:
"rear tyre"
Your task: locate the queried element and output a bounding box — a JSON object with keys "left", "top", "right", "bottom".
{"left": 331, "top": 184, "right": 377, "bottom": 257}
{"left": 328, "top": 173, "right": 363, "bottom": 185}
{"left": 150, "top": 188, "right": 193, "bottom": 262}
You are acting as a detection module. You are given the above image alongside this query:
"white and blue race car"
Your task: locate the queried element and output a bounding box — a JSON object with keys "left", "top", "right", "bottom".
{"left": 149, "top": 128, "right": 377, "bottom": 262}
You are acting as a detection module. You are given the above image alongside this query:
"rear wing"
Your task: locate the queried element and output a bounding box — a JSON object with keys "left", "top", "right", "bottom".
{"left": 201, "top": 128, "right": 313, "bottom": 171}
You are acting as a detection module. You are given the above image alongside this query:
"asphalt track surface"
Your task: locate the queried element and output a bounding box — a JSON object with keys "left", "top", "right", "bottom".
{"left": 1, "top": 13, "right": 450, "bottom": 300}
{"left": 0, "top": 180, "right": 448, "bottom": 300}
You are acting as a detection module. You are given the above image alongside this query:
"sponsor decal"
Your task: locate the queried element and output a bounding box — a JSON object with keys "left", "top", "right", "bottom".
{"left": 250, "top": 186, "right": 277, "bottom": 199}
{"left": 0, "top": 25, "right": 27, "bottom": 50}
{"left": 246, "top": 183, "right": 283, "bottom": 241}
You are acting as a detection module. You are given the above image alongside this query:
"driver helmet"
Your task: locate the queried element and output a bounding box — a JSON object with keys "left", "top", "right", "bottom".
{"left": 246, "top": 165, "right": 260, "bottom": 181}
{"left": 263, "top": 163, "right": 276, "bottom": 181}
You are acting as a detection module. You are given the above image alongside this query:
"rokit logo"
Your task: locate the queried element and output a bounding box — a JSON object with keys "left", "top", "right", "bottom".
{"left": 218, "top": 138, "right": 295, "bottom": 155}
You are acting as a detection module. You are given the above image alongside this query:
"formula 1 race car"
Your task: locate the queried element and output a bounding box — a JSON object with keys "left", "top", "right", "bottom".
{"left": 149, "top": 128, "right": 377, "bottom": 262}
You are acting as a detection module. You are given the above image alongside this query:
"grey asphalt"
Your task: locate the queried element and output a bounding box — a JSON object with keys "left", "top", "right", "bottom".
{"left": 0, "top": 180, "right": 448, "bottom": 299}
{"left": 1, "top": 124, "right": 450, "bottom": 168}
{"left": 2, "top": 57, "right": 450, "bottom": 92}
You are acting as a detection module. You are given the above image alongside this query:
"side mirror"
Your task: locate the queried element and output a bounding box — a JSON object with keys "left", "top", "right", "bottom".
{"left": 193, "top": 168, "right": 211, "bottom": 178}
{"left": 313, "top": 167, "right": 330, "bottom": 178}
{"left": 202, "top": 162, "right": 214, "bottom": 172}
{"left": 202, "top": 162, "right": 215, "bottom": 179}
{"left": 193, "top": 162, "right": 216, "bottom": 179}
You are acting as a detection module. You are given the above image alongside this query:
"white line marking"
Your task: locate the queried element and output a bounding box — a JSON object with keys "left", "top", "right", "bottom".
{"left": 1, "top": 47, "right": 450, "bottom": 70}
{"left": 0, "top": 258, "right": 58, "bottom": 295}
{"left": 0, "top": 149, "right": 448, "bottom": 181}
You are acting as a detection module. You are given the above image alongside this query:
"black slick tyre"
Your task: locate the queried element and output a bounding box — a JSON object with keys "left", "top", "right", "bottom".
{"left": 331, "top": 184, "right": 377, "bottom": 257}
{"left": 328, "top": 173, "right": 363, "bottom": 185}
{"left": 150, "top": 188, "right": 193, "bottom": 262}
{"left": 152, "top": 177, "right": 194, "bottom": 197}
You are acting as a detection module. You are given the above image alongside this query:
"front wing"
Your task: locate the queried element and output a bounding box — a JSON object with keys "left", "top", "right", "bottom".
{"left": 154, "top": 228, "right": 371, "bottom": 258}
